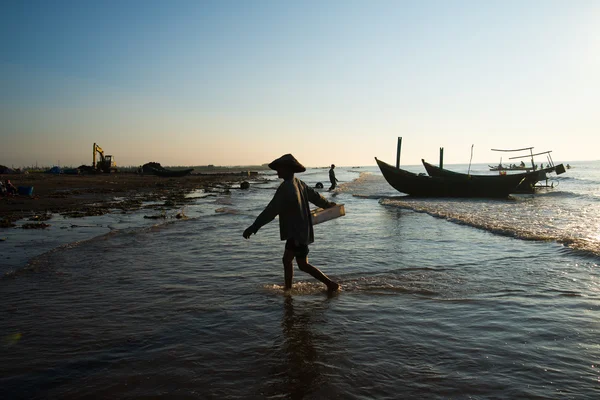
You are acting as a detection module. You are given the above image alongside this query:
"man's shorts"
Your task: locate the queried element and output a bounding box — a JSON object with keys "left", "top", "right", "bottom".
{"left": 285, "top": 239, "right": 309, "bottom": 258}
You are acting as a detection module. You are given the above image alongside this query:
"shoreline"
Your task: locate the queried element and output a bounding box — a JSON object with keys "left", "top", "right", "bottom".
{"left": 1, "top": 172, "right": 267, "bottom": 226}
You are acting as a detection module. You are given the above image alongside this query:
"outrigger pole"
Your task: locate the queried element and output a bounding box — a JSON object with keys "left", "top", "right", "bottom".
{"left": 491, "top": 147, "right": 536, "bottom": 169}
{"left": 491, "top": 147, "right": 566, "bottom": 175}
{"left": 491, "top": 147, "right": 534, "bottom": 152}
{"left": 508, "top": 151, "right": 554, "bottom": 168}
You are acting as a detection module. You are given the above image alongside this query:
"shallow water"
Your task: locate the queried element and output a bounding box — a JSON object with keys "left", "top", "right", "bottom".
{"left": 1, "top": 162, "right": 599, "bottom": 399}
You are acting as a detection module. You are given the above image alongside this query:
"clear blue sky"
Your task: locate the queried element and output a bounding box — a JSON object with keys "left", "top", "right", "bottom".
{"left": 1, "top": 0, "right": 598, "bottom": 167}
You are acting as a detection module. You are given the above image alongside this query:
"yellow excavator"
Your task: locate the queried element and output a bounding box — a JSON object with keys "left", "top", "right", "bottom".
{"left": 93, "top": 143, "right": 117, "bottom": 173}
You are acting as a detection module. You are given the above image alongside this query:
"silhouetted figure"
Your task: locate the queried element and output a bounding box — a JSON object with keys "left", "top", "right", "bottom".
{"left": 243, "top": 154, "right": 340, "bottom": 292}
{"left": 5, "top": 179, "right": 16, "bottom": 195}
{"left": 328, "top": 164, "right": 338, "bottom": 191}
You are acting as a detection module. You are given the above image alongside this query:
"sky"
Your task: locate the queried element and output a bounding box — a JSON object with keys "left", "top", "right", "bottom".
{"left": 1, "top": 0, "right": 599, "bottom": 168}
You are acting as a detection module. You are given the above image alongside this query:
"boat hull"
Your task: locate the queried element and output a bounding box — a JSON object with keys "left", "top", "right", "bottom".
{"left": 143, "top": 166, "right": 194, "bottom": 177}
{"left": 375, "top": 158, "right": 520, "bottom": 198}
{"left": 423, "top": 160, "right": 553, "bottom": 194}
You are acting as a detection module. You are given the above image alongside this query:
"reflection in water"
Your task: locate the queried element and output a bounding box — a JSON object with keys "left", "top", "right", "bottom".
{"left": 261, "top": 295, "right": 338, "bottom": 399}
{"left": 281, "top": 296, "right": 320, "bottom": 399}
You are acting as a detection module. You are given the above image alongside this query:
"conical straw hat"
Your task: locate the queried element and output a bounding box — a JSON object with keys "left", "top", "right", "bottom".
{"left": 268, "top": 154, "right": 306, "bottom": 173}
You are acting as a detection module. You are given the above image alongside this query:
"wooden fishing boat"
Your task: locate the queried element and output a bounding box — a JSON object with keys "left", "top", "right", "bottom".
{"left": 148, "top": 167, "right": 194, "bottom": 177}
{"left": 142, "top": 162, "right": 194, "bottom": 177}
{"left": 421, "top": 160, "right": 556, "bottom": 194}
{"left": 375, "top": 158, "right": 522, "bottom": 198}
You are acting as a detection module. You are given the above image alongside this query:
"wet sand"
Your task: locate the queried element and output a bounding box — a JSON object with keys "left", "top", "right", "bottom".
{"left": 1, "top": 172, "right": 261, "bottom": 227}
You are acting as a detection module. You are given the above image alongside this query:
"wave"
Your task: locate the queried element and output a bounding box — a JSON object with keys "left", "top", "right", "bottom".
{"left": 379, "top": 198, "right": 600, "bottom": 260}
{"left": 530, "top": 186, "right": 600, "bottom": 200}
{"left": 262, "top": 278, "right": 440, "bottom": 297}
{"left": 554, "top": 175, "right": 600, "bottom": 183}
{"left": 261, "top": 265, "right": 488, "bottom": 299}
{"left": 352, "top": 194, "right": 393, "bottom": 200}
{"left": 531, "top": 190, "right": 581, "bottom": 199}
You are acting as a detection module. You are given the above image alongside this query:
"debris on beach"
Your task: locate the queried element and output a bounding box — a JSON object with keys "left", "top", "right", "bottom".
{"left": 29, "top": 213, "right": 52, "bottom": 222}
{"left": 21, "top": 222, "right": 51, "bottom": 229}
{"left": 0, "top": 218, "right": 16, "bottom": 228}
{"left": 144, "top": 215, "right": 165, "bottom": 220}
{"left": 62, "top": 208, "right": 108, "bottom": 218}
{"left": 1, "top": 167, "right": 255, "bottom": 227}
{"left": 215, "top": 207, "right": 239, "bottom": 214}
{"left": 70, "top": 224, "right": 102, "bottom": 228}
{"left": 144, "top": 210, "right": 167, "bottom": 219}
{"left": 144, "top": 215, "right": 166, "bottom": 220}
{"left": 215, "top": 197, "right": 233, "bottom": 205}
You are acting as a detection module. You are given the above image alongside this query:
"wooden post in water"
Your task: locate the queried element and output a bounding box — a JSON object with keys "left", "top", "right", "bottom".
{"left": 439, "top": 147, "right": 444, "bottom": 169}
{"left": 396, "top": 137, "right": 402, "bottom": 168}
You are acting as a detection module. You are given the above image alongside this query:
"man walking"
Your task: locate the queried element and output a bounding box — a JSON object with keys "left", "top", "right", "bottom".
{"left": 243, "top": 154, "right": 340, "bottom": 292}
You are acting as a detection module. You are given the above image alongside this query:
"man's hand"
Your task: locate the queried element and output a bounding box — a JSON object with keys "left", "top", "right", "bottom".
{"left": 243, "top": 226, "right": 255, "bottom": 239}
{"left": 327, "top": 202, "right": 337, "bottom": 208}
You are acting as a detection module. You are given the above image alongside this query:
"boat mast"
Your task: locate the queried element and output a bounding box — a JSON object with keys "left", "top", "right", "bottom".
{"left": 467, "top": 144, "right": 474, "bottom": 176}
{"left": 396, "top": 137, "right": 402, "bottom": 168}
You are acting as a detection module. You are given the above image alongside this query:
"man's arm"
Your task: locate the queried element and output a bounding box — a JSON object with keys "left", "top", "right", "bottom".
{"left": 306, "top": 185, "right": 335, "bottom": 209}
{"left": 243, "top": 188, "right": 282, "bottom": 238}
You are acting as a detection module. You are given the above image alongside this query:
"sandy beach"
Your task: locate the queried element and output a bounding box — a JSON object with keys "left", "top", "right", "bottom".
{"left": 0, "top": 172, "right": 262, "bottom": 227}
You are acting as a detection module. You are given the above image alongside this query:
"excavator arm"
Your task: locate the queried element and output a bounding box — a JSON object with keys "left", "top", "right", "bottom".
{"left": 93, "top": 143, "right": 106, "bottom": 169}
{"left": 92, "top": 143, "right": 116, "bottom": 172}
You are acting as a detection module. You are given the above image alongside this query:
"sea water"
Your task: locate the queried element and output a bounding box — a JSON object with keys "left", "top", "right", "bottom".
{"left": 1, "top": 162, "right": 599, "bottom": 399}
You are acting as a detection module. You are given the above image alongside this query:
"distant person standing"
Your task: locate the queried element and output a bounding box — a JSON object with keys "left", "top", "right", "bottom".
{"left": 243, "top": 154, "right": 340, "bottom": 292}
{"left": 328, "top": 164, "right": 338, "bottom": 191}
{"left": 5, "top": 179, "right": 17, "bottom": 195}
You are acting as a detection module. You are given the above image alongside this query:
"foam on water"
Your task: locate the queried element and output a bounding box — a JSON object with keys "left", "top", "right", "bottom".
{"left": 262, "top": 281, "right": 337, "bottom": 296}
{"left": 378, "top": 189, "right": 600, "bottom": 258}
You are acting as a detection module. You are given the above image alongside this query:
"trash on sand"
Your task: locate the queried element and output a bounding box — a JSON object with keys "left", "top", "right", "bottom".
{"left": 21, "top": 222, "right": 51, "bottom": 229}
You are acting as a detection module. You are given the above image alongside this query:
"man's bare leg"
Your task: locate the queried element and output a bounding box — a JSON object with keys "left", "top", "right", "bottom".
{"left": 296, "top": 256, "right": 339, "bottom": 291}
{"left": 283, "top": 249, "right": 295, "bottom": 290}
